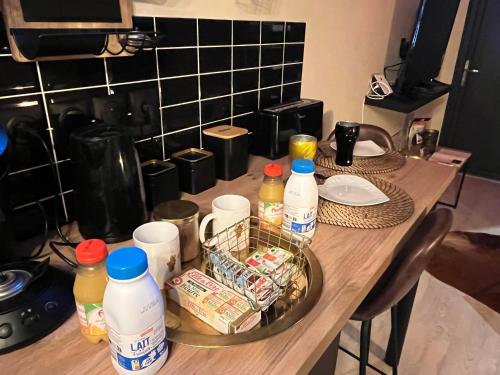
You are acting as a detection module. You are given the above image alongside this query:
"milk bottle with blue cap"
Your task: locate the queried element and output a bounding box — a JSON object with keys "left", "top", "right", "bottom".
{"left": 103, "top": 247, "right": 167, "bottom": 374}
{"left": 283, "top": 158, "right": 318, "bottom": 238}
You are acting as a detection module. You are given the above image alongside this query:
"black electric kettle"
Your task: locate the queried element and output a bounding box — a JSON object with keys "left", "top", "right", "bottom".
{"left": 70, "top": 125, "right": 147, "bottom": 243}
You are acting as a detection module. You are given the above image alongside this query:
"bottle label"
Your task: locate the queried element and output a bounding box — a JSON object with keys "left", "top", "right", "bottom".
{"left": 76, "top": 301, "right": 107, "bottom": 336}
{"left": 107, "top": 317, "right": 167, "bottom": 371}
{"left": 258, "top": 200, "right": 284, "bottom": 225}
{"left": 282, "top": 205, "right": 317, "bottom": 234}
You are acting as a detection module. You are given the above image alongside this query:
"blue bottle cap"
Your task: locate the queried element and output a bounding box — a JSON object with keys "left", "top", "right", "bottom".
{"left": 291, "top": 158, "right": 315, "bottom": 174}
{"left": 107, "top": 246, "right": 148, "bottom": 280}
{"left": 0, "top": 128, "right": 8, "bottom": 157}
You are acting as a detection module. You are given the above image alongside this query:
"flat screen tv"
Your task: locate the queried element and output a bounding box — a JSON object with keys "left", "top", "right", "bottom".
{"left": 394, "top": 0, "right": 461, "bottom": 95}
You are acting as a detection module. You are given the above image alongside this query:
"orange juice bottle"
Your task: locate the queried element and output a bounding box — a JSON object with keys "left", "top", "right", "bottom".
{"left": 73, "top": 239, "right": 108, "bottom": 344}
{"left": 258, "top": 163, "right": 285, "bottom": 227}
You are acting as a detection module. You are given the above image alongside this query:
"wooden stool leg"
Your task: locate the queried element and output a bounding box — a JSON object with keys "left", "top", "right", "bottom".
{"left": 391, "top": 305, "right": 399, "bottom": 375}
{"left": 359, "top": 319, "right": 372, "bottom": 375}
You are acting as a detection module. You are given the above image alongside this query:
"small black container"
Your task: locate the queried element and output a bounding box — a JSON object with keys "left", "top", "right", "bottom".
{"left": 171, "top": 148, "right": 216, "bottom": 195}
{"left": 141, "top": 160, "right": 180, "bottom": 211}
{"left": 202, "top": 125, "right": 249, "bottom": 180}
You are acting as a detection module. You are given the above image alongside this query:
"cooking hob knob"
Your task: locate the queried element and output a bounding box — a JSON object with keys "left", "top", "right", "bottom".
{"left": 0, "top": 323, "right": 13, "bottom": 339}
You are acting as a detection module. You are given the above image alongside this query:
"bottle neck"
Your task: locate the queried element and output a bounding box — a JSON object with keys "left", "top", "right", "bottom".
{"left": 263, "top": 174, "right": 283, "bottom": 183}
{"left": 77, "top": 261, "right": 107, "bottom": 274}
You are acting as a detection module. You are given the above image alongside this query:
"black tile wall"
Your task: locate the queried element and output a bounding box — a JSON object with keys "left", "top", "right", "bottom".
{"left": 0, "top": 16, "right": 305, "bottom": 239}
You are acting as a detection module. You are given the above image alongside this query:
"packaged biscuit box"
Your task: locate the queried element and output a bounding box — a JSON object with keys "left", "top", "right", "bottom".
{"left": 166, "top": 268, "right": 261, "bottom": 334}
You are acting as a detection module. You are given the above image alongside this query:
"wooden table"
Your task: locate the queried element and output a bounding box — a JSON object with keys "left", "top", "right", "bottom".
{"left": 0, "top": 156, "right": 457, "bottom": 375}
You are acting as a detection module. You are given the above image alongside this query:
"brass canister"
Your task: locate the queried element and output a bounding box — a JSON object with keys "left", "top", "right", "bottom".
{"left": 153, "top": 200, "right": 200, "bottom": 262}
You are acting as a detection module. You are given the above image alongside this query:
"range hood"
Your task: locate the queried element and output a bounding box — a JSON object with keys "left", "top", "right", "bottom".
{"left": 1, "top": 0, "right": 137, "bottom": 62}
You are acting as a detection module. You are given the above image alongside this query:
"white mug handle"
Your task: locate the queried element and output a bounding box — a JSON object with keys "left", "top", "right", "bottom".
{"left": 199, "top": 213, "right": 217, "bottom": 244}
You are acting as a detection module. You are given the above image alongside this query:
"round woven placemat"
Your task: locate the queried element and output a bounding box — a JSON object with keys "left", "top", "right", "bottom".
{"left": 315, "top": 141, "right": 406, "bottom": 175}
{"left": 316, "top": 175, "right": 414, "bottom": 229}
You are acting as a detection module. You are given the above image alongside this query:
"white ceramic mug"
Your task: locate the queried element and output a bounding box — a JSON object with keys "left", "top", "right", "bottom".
{"left": 133, "top": 221, "right": 181, "bottom": 289}
{"left": 199, "top": 195, "right": 251, "bottom": 252}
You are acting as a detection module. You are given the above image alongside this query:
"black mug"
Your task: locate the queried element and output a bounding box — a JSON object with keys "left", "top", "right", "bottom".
{"left": 334, "top": 121, "right": 360, "bottom": 166}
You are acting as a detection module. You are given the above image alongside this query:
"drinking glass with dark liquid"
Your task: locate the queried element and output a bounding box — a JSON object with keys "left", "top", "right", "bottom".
{"left": 334, "top": 121, "right": 360, "bottom": 166}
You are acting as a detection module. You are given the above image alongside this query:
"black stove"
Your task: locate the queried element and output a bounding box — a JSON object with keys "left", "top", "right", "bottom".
{"left": 0, "top": 259, "right": 75, "bottom": 354}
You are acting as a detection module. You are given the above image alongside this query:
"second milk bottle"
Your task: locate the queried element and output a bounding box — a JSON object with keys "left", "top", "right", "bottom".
{"left": 282, "top": 158, "right": 318, "bottom": 238}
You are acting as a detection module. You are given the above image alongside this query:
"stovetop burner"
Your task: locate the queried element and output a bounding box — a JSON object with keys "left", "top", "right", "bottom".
{"left": 0, "top": 270, "right": 32, "bottom": 301}
{"left": 0, "top": 260, "right": 75, "bottom": 355}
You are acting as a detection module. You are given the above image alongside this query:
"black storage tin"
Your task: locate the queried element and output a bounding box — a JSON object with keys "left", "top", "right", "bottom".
{"left": 202, "top": 125, "right": 249, "bottom": 180}
{"left": 141, "top": 160, "right": 181, "bottom": 211}
{"left": 171, "top": 148, "right": 216, "bottom": 195}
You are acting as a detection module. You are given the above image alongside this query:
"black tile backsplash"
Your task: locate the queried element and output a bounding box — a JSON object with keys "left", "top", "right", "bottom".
{"left": 260, "top": 66, "right": 283, "bottom": 88}
{"left": 262, "top": 22, "right": 285, "bottom": 43}
{"left": 201, "top": 96, "right": 231, "bottom": 124}
{"left": 162, "top": 102, "right": 200, "bottom": 132}
{"left": 199, "top": 47, "right": 231, "bottom": 73}
{"left": 161, "top": 76, "right": 199, "bottom": 106}
{"left": 199, "top": 19, "right": 231, "bottom": 46}
{"left": 106, "top": 51, "right": 157, "bottom": 83}
{"left": 158, "top": 48, "right": 198, "bottom": 77}
{"left": 282, "top": 82, "right": 302, "bottom": 103}
{"left": 200, "top": 72, "right": 231, "bottom": 99}
{"left": 39, "top": 58, "right": 106, "bottom": 90}
{"left": 233, "top": 46, "right": 259, "bottom": 69}
{"left": 285, "top": 44, "right": 305, "bottom": 63}
{"left": 233, "top": 21, "right": 260, "bottom": 45}
{"left": 261, "top": 44, "right": 284, "bottom": 66}
{"left": 284, "top": 63, "right": 303, "bottom": 83}
{"left": 234, "top": 91, "right": 258, "bottom": 116}
{"left": 0, "top": 58, "right": 39, "bottom": 96}
{"left": 0, "top": 16, "right": 304, "bottom": 238}
{"left": 233, "top": 69, "right": 259, "bottom": 93}
{"left": 286, "top": 22, "right": 306, "bottom": 43}
{"left": 156, "top": 18, "right": 197, "bottom": 47}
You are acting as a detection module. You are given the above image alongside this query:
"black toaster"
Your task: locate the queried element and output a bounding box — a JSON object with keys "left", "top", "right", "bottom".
{"left": 247, "top": 99, "right": 323, "bottom": 159}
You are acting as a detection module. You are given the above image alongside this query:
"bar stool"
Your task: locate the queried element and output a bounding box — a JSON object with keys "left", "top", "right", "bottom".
{"left": 345, "top": 208, "right": 453, "bottom": 375}
{"left": 327, "top": 123, "right": 395, "bottom": 151}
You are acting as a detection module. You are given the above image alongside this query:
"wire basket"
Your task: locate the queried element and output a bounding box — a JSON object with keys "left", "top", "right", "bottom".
{"left": 201, "top": 216, "right": 310, "bottom": 311}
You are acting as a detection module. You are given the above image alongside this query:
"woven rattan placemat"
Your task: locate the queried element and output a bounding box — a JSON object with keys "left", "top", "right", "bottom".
{"left": 315, "top": 141, "right": 406, "bottom": 175}
{"left": 316, "top": 175, "right": 414, "bottom": 229}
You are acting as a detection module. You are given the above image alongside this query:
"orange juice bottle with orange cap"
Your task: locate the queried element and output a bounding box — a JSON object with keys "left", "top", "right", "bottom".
{"left": 73, "top": 239, "right": 108, "bottom": 343}
{"left": 258, "top": 163, "right": 285, "bottom": 227}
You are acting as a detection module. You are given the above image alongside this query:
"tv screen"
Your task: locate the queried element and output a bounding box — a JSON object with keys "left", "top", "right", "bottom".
{"left": 396, "top": 0, "right": 461, "bottom": 94}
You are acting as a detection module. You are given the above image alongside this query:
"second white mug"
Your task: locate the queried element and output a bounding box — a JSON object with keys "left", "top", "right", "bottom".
{"left": 199, "top": 194, "right": 251, "bottom": 251}
{"left": 133, "top": 221, "right": 181, "bottom": 289}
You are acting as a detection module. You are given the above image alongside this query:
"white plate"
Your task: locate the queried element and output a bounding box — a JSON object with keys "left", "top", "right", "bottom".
{"left": 330, "top": 140, "right": 386, "bottom": 157}
{"left": 318, "top": 175, "right": 390, "bottom": 206}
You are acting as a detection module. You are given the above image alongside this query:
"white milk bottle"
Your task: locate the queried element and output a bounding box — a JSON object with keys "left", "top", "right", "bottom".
{"left": 283, "top": 158, "right": 318, "bottom": 238}
{"left": 103, "top": 246, "right": 167, "bottom": 375}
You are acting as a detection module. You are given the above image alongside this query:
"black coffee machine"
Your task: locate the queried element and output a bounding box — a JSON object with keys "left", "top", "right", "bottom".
{"left": 70, "top": 125, "right": 147, "bottom": 243}
{"left": 0, "top": 127, "right": 75, "bottom": 355}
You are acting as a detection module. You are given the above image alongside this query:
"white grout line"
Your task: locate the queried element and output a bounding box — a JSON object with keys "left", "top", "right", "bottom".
{"left": 155, "top": 42, "right": 304, "bottom": 50}
{"left": 8, "top": 159, "right": 70, "bottom": 176}
{"left": 230, "top": 20, "right": 234, "bottom": 126}
{"left": 153, "top": 16, "right": 167, "bottom": 161}
{"left": 103, "top": 58, "right": 111, "bottom": 95}
{"left": 160, "top": 99, "right": 200, "bottom": 109}
{"left": 0, "top": 91, "right": 43, "bottom": 100}
{"left": 280, "top": 22, "right": 287, "bottom": 102}
{"left": 164, "top": 123, "right": 201, "bottom": 135}
{"left": 44, "top": 83, "right": 108, "bottom": 95}
{"left": 13, "top": 189, "right": 74, "bottom": 211}
{"left": 109, "top": 78, "right": 158, "bottom": 87}
{"left": 257, "top": 21, "right": 262, "bottom": 110}
{"left": 34, "top": 61, "right": 69, "bottom": 220}
{"left": 232, "top": 111, "right": 254, "bottom": 119}
{"left": 196, "top": 19, "right": 203, "bottom": 148}
{"left": 0, "top": 53, "right": 12, "bottom": 57}
{"left": 200, "top": 116, "right": 232, "bottom": 127}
